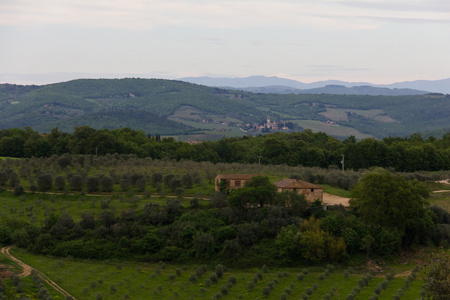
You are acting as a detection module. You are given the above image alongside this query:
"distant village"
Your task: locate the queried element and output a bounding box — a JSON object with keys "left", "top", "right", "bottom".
{"left": 242, "top": 116, "right": 295, "bottom": 133}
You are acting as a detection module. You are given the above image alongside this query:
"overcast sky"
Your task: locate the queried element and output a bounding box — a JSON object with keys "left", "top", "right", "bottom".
{"left": 1, "top": 0, "right": 449, "bottom": 85}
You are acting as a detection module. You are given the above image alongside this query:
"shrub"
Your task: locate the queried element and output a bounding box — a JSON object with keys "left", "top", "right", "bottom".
{"left": 54, "top": 175, "right": 66, "bottom": 191}
{"left": 188, "top": 273, "right": 197, "bottom": 283}
{"left": 256, "top": 271, "right": 263, "bottom": 280}
{"left": 261, "top": 265, "right": 268, "bottom": 273}
{"left": 228, "top": 275, "right": 237, "bottom": 285}
{"left": 220, "top": 285, "right": 229, "bottom": 295}
{"left": 37, "top": 173, "right": 53, "bottom": 192}
{"left": 211, "top": 192, "right": 228, "bottom": 208}
{"left": 86, "top": 176, "right": 100, "bottom": 193}
{"left": 262, "top": 286, "right": 271, "bottom": 296}
{"left": 68, "top": 173, "right": 83, "bottom": 191}
{"left": 204, "top": 279, "right": 211, "bottom": 287}
{"left": 151, "top": 173, "right": 163, "bottom": 187}
{"left": 135, "top": 178, "right": 147, "bottom": 192}
{"left": 210, "top": 273, "right": 218, "bottom": 283}
{"left": 100, "top": 176, "right": 114, "bottom": 192}
{"left": 215, "top": 264, "right": 225, "bottom": 278}
{"left": 372, "top": 283, "right": 382, "bottom": 295}
{"left": 14, "top": 185, "right": 24, "bottom": 196}
{"left": 247, "top": 281, "right": 256, "bottom": 290}
{"left": 190, "top": 197, "right": 200, "bottom": 209}
{"left": 193, "top": 233, "right": 215, "bottom": 259}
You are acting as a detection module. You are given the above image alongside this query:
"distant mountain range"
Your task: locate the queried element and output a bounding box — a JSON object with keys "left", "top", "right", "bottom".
{"left": 179, "top": 76, "right": 450, "bottom": 95}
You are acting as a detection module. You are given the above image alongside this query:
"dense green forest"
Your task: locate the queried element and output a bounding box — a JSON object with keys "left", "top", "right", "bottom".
{"left": 1, "top": 78, "right": 449, "bottom": 139}
{"left": 0, "top": 126, "right": 449, "bottom": 172}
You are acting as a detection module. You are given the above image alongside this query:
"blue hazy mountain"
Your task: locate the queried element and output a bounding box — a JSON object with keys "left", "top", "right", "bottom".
{"left": 179, "top": 76, "right": 450, "bottom": 94}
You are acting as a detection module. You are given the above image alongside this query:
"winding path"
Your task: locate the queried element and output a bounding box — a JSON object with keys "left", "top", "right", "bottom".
{"left": 1, "top": 245, "right": 77, "bottom": 300}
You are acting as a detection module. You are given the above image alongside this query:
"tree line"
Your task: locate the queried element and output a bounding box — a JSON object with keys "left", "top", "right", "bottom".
{"left": 0, "top": 126, "right": 449, "bottom": 172}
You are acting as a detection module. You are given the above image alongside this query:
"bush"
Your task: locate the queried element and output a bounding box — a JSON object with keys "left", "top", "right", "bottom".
{"left": 210, "top": 273, "right": 218, "bottom": 283}
{"left": 14, "top": 185, "right": 24, "bottom": 196}
{"left": 86, "top": 176, "right": 100, "bottom": 193}
{"left": 37, "top": 173, "right": 53, "bottom": 192}
{"left": 151, "top": 173, "right": 163, "bottom": 187}
{"left": 215, "top": 264, "right": 225, "bottom": 278}
{"left": 100, "top": 176, "right": 114, "bottom": 192}
{"left": 193, "top": 233, "right": 215, "bottom": 259}
{"left": 228, "top": 275, "right": 237, "bottom": 285}
{"left": 305, "top": 287, "right": 312, "bottom": 295}
{"left": 188, "top": 273, "right": 197, "bottom": 283}
{"left": 247, "top": 281, "right": 256, "bottom": 290}
{"left": 135, "top": 178, "right": 147, "bottom": 192}
{"left": 204, "top": 279, "right": 211, "bottom": 287}
{"left": 262, "top": 286, "right": 271, "bottom": 296}
{"left": 54, "top": 175, "right": 66, "bottom": 191}
{"left": 220, "top": 285, "right": 229, "bottom": 295}
{"left": 211, "top": 192, "right": 228, "bottom": 208}
{"left": 68, "top": 173, "right": 83, "bottom": 191}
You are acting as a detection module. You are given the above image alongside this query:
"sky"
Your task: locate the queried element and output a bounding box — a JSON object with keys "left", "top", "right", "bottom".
{"left": 1, "top": 0, "right": 450, "bottom": 85}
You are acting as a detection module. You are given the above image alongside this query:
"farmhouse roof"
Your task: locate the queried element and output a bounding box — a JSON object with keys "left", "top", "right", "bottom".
{"left": 274, "top": 179, "right": 323, "bottom": 189}
{"left": 215, "top": 174, "right": 258, "bottom": 180}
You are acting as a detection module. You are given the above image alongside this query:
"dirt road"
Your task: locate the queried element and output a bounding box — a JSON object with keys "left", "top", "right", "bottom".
{"left": 1, "top": 245, "right": 77, "bottom": 300}
{"left": 323, "top": 192, "right": 350, "bottom": 207}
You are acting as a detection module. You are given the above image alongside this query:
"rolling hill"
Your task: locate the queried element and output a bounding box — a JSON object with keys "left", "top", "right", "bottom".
{"left": 0, "top": 78, "right": 449, "bottom": 140}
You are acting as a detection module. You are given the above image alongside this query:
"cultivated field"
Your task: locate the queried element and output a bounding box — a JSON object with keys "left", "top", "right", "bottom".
{"left": 3, "top": 247, "right": 426, "bottom": 300}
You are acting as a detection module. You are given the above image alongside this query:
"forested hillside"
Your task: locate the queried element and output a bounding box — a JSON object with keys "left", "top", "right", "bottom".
{"left": 0, "top": 78, "right": 449, "bottom": 139}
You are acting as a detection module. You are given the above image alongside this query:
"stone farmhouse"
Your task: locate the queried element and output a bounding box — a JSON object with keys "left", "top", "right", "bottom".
{"left": 273, "top": 178, "right": 323, "bottom": 202}
{"left": 215, "top": 175, "right": 323, "bottom": 203}
{"left": 214, "top": 174, "right": 257, "bottom": 192}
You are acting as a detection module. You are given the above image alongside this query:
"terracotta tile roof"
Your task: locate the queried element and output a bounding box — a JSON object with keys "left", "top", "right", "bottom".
{"left": 274, "top": 179, "right": 323, "bottom": 189}
{"left": 215, "top": 174, "right": 258, "bottom": 180}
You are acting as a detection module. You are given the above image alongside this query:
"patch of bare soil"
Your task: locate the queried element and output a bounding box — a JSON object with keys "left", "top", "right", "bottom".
{"left": 0, "top": 264, "right": 14, "bottom": 279}
{"left": 323, "top": 193, "right": 350, "bottom": 207}
{"left": 1, "top": 245, "right": 78, "bottom": 300}
{"left": 1, "top": 245, "right": 32, "bottom": 277}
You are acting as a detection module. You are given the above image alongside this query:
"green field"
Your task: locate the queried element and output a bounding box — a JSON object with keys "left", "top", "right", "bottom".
{"left": 319, "top": 108, "right": 397, "bottom": 123}
{"left": 292, "top": 120, "right": 373, "bottom": 139}
{"left": 3, "top": 247, "right": 427, "bottom": 300}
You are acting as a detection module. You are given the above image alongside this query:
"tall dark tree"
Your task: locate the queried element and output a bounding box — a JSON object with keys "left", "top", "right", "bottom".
{"left": 350, "top": 167, "right": 435, "bottom": 245}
